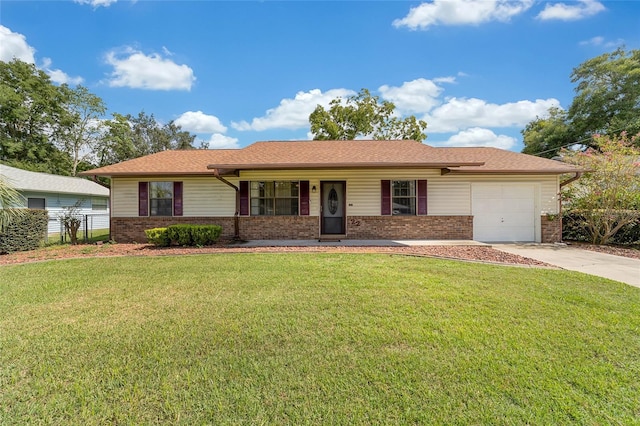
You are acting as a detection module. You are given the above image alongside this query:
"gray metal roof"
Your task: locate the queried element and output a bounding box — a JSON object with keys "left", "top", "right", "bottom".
{"left": 0, "top": 164, "right": 109, "bottom": 197}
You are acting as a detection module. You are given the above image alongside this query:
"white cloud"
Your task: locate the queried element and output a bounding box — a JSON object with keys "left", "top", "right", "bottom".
{"left": 0, "top": 25, "right": 35, "bottom": 63}
{"left": 423, "top": 97, "right": 560, "bottom": 133}
{"left": 174, "top": 111, "right": 227, "bottom": 133}
{"left": 537, "top": 0, "right": 605, "bottom": 21}
{"left": 440, "top": 127, "right": 516, "bottom": 149}
{"left": 393, "top": 0, "right": 534, "bottom": 30}
{"left": 104, "top": 47, "right": 195, "bottom": 91}
{"left": 379, "top": 78, "right": 450, "bottom": 114}
{"left": 579, "top": 35, "right": 624, "bottom": 48}
{"left": 231, "top": 88, "right": 355, "bottom": 131}
{"left": 74, "top": 0, "right": 118, "bottom": 8}
{"left": 41, "top": 58, "right": 84, "bottom": 85}
{"left": 203, "top": 134, "right": 240, "bottom": 149}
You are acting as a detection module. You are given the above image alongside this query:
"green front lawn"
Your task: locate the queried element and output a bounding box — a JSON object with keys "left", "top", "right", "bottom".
{"left": 1, "top": 254, "right": 638, "bottom": 424}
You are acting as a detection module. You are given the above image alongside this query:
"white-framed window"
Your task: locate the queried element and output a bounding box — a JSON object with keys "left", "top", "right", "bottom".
{"left": 250, "top": 181, "right": 299, "bottom": 216}
{"left": 149, "top": 182, "right": 173, "bottom": 216}
{"left": 392, "top": 180, "right": 416, "bottom": 215}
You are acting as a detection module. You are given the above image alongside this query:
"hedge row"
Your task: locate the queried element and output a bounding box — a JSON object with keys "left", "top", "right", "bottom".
{"left": 563, "top": 211, "right": 640, "bottom": 245}
{"left": 0, "top": 210, "right": 48, "bottom": 254}
{"left": 145, "top": 224, "right": 222, "bottom": 247}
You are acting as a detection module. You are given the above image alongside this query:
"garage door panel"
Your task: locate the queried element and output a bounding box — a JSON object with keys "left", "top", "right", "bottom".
{"left": 472, "top": 184, "right": 536, "bottom": 242}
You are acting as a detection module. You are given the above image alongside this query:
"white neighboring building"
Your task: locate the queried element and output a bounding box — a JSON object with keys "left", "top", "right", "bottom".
{"left": 0, "top": 164, "right": 110, "bottom": 236}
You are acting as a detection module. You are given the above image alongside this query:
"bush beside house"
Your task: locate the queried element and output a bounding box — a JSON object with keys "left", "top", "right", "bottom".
{"left": 0, "top": 210, "right": 48, "bottom": 254}
{"left": 145, "top": 224, "right": 222, "bottom": 247}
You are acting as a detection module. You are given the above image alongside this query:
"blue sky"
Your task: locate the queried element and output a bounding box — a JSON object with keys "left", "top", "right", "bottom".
{"left": 1, "top": 0, "right": 638, "bottom": 152}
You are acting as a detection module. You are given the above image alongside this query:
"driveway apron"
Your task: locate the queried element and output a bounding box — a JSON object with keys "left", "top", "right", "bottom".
{"left": 493, "top": 244, "right": 640, "bottom": 288}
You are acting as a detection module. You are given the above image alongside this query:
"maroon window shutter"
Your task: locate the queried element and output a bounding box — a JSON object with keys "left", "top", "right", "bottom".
{"left": 173, "top": 182, "right": 183, "bottom": 216}
{"left": 138, "top": 182, "right": 148, "bottom": 216}
{"left": 239, "top": 181, "right": 249, "bottom": 216}
{"left": 381, "top": 180, "right": 391, "bottom": 216}
{"left": 417, "top": 180, "right": 427, "bottom": 215}
{"left": 299, "top": 181, "right": 310, "bottom": 216}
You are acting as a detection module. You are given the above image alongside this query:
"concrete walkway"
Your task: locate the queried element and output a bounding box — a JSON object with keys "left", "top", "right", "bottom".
{"left": 238, "top": 239, "right": 488, "bottom": 247}
{"left": 493, "top": 243, "right": 640, "bottom": 288}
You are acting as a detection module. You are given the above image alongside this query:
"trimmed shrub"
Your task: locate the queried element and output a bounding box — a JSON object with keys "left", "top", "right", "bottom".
{"left": 167, "top": 224, "right": 193, "bottom": 246}
{"left": 191, "top": 225, "right": 222, "bottom": 246}
{"left": 144, "top": 227, "right": 171, "bottom": 247}
{"left": 145, "top": 224, "right": 222, "bottom": 247}
{"left": 0, "top": 209, "right": 48, "bottom": 254}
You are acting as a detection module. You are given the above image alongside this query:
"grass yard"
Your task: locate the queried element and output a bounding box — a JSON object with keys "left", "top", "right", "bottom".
{"left": 1, "top": 253, "right": 639, "bottom": 424}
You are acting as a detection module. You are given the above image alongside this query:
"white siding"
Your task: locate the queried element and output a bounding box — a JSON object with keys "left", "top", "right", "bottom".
{"left": 111, "top": 171, "right": 561, "bottom": 218}
{"left": 428, "top": 181, "right": 471, "bottom": 215}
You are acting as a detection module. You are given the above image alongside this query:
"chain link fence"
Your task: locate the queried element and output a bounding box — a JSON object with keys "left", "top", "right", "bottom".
{"left": 49, "top": 213, "right": 110, "bottom": 243}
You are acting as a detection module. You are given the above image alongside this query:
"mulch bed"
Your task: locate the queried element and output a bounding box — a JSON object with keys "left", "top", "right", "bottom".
{"left": 1, "top": 241, "right": 637, "bottom": 267}
{"left": 0, "top": 241, "right": 552, "bottom": 267}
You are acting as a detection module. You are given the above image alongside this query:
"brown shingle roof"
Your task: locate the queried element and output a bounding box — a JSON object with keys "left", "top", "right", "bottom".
{"left": 439, "top": 147, "right": 581, "bottom": 174}
{"left": 79, "top": 140, "right": 580, "bottom": 177}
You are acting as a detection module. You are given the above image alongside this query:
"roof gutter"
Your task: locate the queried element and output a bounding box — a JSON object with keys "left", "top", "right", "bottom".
{"left": 560, "top": 172, "right": 582, "bottom": 188}
{"left": 212, "top": 169, "right": 240, "bottom": 240}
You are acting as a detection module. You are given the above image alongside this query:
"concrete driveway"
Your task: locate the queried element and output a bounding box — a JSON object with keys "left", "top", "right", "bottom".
{"left": 494, "top": 244, "right": 640, "bottom": 288}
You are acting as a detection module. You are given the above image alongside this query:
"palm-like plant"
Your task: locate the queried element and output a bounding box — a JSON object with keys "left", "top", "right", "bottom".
{"left": 0, "top": 175, "right": 26, "bottom": 230}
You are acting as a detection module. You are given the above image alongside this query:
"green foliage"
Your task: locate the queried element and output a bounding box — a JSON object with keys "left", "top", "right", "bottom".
{"left": 97, "top": 111, "right": 196, "bottom": 167}
{"left": 562, "top": 132, "right": 640, "bottom": 244}
{"left": 309, "top": 88, "right": 427, "bottom": 142}
{"left": 521, "top": 107, "right": 572, "bottom": 158}
{"left": 0, "top": 174, "right": 26, "bottom": 229}
{"left": 0, "top": 209, "right": 48, "bottom": 254}
{"left": 191, "top": 224, "right": 222, "bottom": 246}
{"left": 563, "top": 211, "right": 640, "bottom": 245}
{"left": 522, "top": 48, "right": 640, "bottom": 158}
{"left": 569, "top": 48, "right": 640, "bottom": 141}
{"left": 55, "top": 85, "right": 107, "bottom": 176}
{"left": 145, "top": 224, "right": 222, "bottom": 247}
{"left": 0, "top": 59, "right": 73, "bottom": 175}
{"left": 166, "top": 224, "right": 193, "bottom": 246}
{"left": 144, "top": 227, "right": 171, "bottom": 247}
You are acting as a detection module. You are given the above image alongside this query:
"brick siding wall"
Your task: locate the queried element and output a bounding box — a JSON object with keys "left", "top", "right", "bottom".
{"left": 346, "top": 216, "right": 473, "bottom": 240}
{"left": 111, "top": 217, "right": 236, "bottom": 243}
{"left": 111, "top": 215, "right": 474, "bottom": 242}
{"left": 238, "top": 216, "right": 318, "bottom": 240}
{"left": 541, "top": 214, "right": 562, "bottom": 243}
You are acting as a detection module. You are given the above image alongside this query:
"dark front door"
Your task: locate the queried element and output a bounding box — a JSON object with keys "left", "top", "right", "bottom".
{"left": 321, "top": 181, "right": 345, "bottom": 235}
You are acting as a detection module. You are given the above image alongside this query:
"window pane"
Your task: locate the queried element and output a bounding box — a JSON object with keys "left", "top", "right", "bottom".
{"left": 151, "top": 199, "right": 172, "bottom": 216}
{"left": 275, "top": 198, "right": 299, "bottom": 215}
{"left": 393, "top": 180, "right": 415, "bottom": 197}
{"left": 251, "top": 198, "right": 273, "bottom": 215}
{"left": 92, "top": 197, "right": 107, "bottom": 211}
{"left": 392, "top": 198, "right": 415, "bottom": 215}
{"left": 28, "top": 198, "right": 46, "bottom": 209}
{"left": 150, "top": 182, "right": 173, "bottom": 199}
{"left": 275, "top": 181, "right": 298, "bottom": 197}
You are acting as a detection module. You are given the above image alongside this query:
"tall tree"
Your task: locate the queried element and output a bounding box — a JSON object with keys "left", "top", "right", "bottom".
{"left": 569, "top": 48, "right": 640, "bottom": 140}
{"left": 56, "top": 85, "right": 107, "bottom": 176}
{"left": 522, "top": 48, "right": 640, "bottom": 157}
{"left": 97, "top": 111, "right": 196, "bottom": 166}
{"left": 0, "top": 59, "right": 71, "bottom": 174}
{"left": 309, "top": 89, "right": 427, "bottom": 142}
{"left": 521, "top": 107, "right": 573, "bottom": 158}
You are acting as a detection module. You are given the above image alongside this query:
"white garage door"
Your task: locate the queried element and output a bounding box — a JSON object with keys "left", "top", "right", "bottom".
{"left": 472, "top": 184, "right": 536, "bottom": 242}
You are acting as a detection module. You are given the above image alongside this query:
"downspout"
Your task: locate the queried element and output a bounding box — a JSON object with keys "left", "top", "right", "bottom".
{"left": 212, "top": 169, "right": 240, "bottom": 240}
{"left": 557, "top": 172, "right": 583, "bottom": 243}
